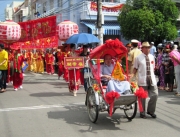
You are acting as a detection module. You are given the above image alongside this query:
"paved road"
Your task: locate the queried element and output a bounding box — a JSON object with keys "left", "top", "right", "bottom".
{"left": 0, "top": 72, "right": 179, "bottom": 137}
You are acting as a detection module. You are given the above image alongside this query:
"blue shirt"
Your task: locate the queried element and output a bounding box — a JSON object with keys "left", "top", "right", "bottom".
{"left": 150, "top": 46, "right": 157, "bottom": 56}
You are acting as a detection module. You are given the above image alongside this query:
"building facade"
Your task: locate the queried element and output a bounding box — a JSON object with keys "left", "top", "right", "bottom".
{"left": 33, "top": 0, "right": 126, "bottom": 43}
{"left": 5, "top": 1, "right": 24, "bottom": 21}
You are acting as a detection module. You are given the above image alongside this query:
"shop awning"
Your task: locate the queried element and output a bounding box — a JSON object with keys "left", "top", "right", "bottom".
{"left": 81, "top": 20, "right": 120, "bottom": 35}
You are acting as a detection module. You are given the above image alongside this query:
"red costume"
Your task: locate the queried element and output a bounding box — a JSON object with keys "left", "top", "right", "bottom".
{"left": 45, "top": 53, "right": 54, "bottom": 74}
{"left": 62, "top": 52, "right": 70, "bottom": 82}
{"left": 57, "top": 51, "right": 64, "bottom": 77}
{"left": 68, "top": 52, "right": 81, "bottom": 93}
{"left": 13, "top": 52, "right": 25, "bottom": 89}
{"left": 7, "top": 52, "right": 14, "bottom": 83}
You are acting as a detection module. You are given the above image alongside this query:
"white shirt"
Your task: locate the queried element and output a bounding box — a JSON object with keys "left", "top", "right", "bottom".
{"left": 133, "top": 53, "right": 156, "bottom": 86}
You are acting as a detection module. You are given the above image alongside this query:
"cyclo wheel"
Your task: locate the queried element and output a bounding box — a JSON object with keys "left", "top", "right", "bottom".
{"left": 87, "top": 87, "right": 99, "bottom": 123}
{"left": 124, "top": 102, "right": 137, "bottom": 120}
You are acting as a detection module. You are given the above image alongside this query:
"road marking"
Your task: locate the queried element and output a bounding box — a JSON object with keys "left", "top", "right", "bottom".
{"left": 0, "top": 102, "right": 85, "bottom": 112}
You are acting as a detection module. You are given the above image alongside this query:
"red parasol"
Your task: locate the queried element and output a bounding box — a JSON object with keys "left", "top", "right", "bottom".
{"left": 89, "top": 39, "right": 127, "bottom": 59}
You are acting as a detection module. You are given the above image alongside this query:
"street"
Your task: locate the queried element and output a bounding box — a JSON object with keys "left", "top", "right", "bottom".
{"left": 0, "top": 72, "right": 179, "bottom": 137}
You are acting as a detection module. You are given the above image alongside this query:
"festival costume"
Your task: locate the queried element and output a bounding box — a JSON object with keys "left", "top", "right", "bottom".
{"left": 45, "top": 53, "right": 54, "bottom": 74}
{"left": 32, "top": 53, "right": 38, "bottom": 73}
{"left": 13, "top": 53, "right": 24, "bottom": 89}
{"left": 57, "top": 51, "right": 64, "bottom": 77}
{"left": 68, "top": 52, "right": 81, "bottom": 93}
{"left": 36, "top": 52, "right": 44, "bottom": 73}
{"left": 26, "top": 51, "right": 33, "bottom": 71}
{"left": 7, "top": 52, "right": 14, "bottom": 83}
{"left": 63, "top": 51, "right": 70, "bottom": 81}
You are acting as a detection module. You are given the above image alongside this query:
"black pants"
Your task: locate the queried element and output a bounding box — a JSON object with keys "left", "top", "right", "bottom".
{"left": 0, "top": 70, "right": 7, "bottom": 89}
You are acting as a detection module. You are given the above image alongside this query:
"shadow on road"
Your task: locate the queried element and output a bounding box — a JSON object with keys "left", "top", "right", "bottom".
{"left": 47, "top": 105, "right": 133, "bottom": 133}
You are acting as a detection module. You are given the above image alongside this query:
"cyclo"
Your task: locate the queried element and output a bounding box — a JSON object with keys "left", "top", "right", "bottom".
{"left": 85, "top": 39, "right": 138, "bottom": 123}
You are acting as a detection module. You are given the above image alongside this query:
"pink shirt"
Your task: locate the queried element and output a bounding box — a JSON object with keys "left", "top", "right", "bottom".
{"left": 169, "top": 50, "right": 180, "bottom": 66}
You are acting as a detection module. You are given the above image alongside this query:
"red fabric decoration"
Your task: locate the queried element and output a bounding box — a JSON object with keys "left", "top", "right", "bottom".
{"left": 134, "top": 87, "right": 148, "bottom": 112}
{"left": 105, "top": 91, "right": 120, "bottom": 116}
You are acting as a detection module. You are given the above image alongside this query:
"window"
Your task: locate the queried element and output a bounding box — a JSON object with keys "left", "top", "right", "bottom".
{"left": 50, "top": 0, "right": 54, "bottom": 9}
{"left": 58, "top": 0, "right": 63, "bottom": 7}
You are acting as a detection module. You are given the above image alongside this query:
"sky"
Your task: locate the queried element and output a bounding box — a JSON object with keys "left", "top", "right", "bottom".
{"left": 0, "top": 0, "right": 24, "bottom": 21}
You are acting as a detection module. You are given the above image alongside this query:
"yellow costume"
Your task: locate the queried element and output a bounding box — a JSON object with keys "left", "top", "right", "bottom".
{"left": 32, "top": 52, "right": 38, "bottom": 73}
{"left": 36, "top": 51, "right": 44, "bottom": 73}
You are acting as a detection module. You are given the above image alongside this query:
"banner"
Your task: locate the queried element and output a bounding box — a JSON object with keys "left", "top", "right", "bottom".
{"left": 10, "top": 36, "right": 58, "bottom": 49}
{"left": 18, "top": 16, "right": 56, "bottom": 42}
{"left": 90, "top": 2, "right": 124, "bottom": 12}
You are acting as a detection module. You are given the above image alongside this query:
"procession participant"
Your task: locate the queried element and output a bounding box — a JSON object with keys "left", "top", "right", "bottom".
{"left": 0, "top": 44, "right": 8, "bottom": 93}
{"left": 133, "top": 42, "right": 158, "bottom": 119}
{"left": 7, "top": 49, "right": 14, "bottom": 84}
{"left": 13, "top": 48, "right": 25, "bottom": 91}
{"left": 36, "top": 50, "right": 44, "bottom": 73}
{"left": 79, "top": 45, "right": 90, "bottom": 92}
{"left": 128, "top": 39, "right": 142, "bottom": 74}
{"left": 26, "top": 50, "right": 32, "bottom": 71}
{"left": 101, "top": 54, "right": 131, "bottom": 94}
{"left": 68, "top": 44, "right": 81, "bottom": 96}
{"left": 45, "top": 49, "right": 54, "bottom": 74}
{"left": 62, "top": 45, "right": 70, "bottom": 82}
{"left": 32, "top": 50, "right": 38, "bottom": 73}
{"left": 56, "top": 48, "right": 64, "bottom": 79}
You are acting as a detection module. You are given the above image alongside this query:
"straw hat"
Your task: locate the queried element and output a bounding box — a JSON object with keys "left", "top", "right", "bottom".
{"left": 141, "top": 42, "right": 151, "bottom": 47}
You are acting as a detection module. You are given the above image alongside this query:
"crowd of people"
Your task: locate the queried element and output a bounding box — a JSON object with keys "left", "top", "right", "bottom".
{"left": 0, "top": 43, "right": 90, "bottom": 96}
{"left": 126, "top": 40, "right": 180, "bottom": 97}
{"left": 0, "top": 39, "right": 180, "bottom": 119}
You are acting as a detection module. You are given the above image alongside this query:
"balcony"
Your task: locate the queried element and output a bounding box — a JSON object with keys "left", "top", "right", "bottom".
{"left": 36, "top": 7, "right": 57, "bottom": 18}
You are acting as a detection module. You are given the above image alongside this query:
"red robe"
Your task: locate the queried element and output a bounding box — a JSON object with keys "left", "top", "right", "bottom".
{"left": 57, "top": 51, "right": 64, "bottom": 77}
{"left": 13, "top": 53, "right": 24, "bottom": 89}
{"left": 45, "top": 53, "right": 54, "bottom": 74}
{"left": 68, "top": 52, "right": 81, "bottom": 92}
{"left": 7, "top": 52, "right": 14, "bottom": 83}
{"left": 62, "top": 52, "right": 70, "bottom": 82}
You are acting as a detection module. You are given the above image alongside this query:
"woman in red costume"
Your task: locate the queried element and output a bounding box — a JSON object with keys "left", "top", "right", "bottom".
{"left": 13, "top": 48, "right": 25, "bottom": 91}
{"left": 62, "top": 45, "right": 70, "bottom": 82}
{"left": 68, "top": 44, "right": 81, "bottom": 96}
{"left": 45, "top": 50, "right": 54, "bottom": 74}
{"left": 7, "top": 49, "right": 14, "bottom": 84}
{"left": 56, "top": 48, "right": 64, "bottom": 79}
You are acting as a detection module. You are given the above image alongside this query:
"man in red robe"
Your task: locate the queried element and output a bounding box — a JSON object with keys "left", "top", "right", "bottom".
{"left": 45, "top": 50, "right": 54, "bottom": 74}
{"left": 13, "top": 48, "right": 25, "bottom": 91}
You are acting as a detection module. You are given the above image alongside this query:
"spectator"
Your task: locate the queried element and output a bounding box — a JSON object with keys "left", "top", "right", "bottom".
{"left": 0, "top": 44, "right": 8, "bottom": 93}
{"left": 150, "top": 42, "right": 157, "bottom": 57}
{"left": 169, "top": 44, "right": 180, "bottom": 96}
{"left": 156, "top": 45, "right": 165, "bottom": 90}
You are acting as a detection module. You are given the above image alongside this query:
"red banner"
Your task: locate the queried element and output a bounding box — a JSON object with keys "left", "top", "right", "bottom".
{"left": 10, "top": 36, "right": 58, "bottom": 49}
{"left": 18, "top": 16, "right": 56, "bottom": 42}
{"left": 90, "top": 2, "right": 124, "bottom": 12}
{"left": 64, "top": 57, "right": 84, "bottom": 69}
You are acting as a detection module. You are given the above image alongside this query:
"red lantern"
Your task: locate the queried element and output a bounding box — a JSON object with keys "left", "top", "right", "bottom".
{"left": 56, "top": 20, "right": 78, "bottom": 41}
{"left": 0, "top": 20, "right": 21, "bottom": 44}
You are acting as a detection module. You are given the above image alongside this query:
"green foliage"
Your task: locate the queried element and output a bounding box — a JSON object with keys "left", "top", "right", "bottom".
{"left": 118, "top": 0, "right": 179, "bottom": 41}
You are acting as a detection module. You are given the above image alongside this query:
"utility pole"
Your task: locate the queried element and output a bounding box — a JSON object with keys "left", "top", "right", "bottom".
{"left": 97, "top": 0, "right": 103, "bottom": 45}
{"left": 28, "top": 0, "right": 31, "bottom": 20}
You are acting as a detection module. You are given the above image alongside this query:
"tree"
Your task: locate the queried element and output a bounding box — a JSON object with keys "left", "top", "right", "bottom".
{"left": 117, "top": 0, "right": 179, "bottom": 42}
